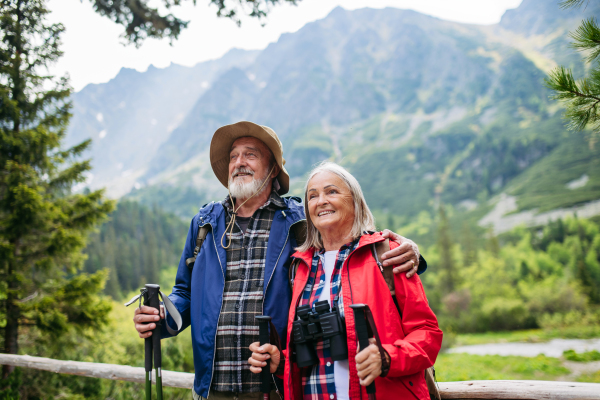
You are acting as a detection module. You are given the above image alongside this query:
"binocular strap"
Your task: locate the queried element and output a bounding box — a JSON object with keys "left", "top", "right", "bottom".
{"left": 362, "top": 307, "right": 391, "bottom": 378}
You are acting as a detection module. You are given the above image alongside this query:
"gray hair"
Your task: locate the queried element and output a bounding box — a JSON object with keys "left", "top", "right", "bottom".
{"left": 297, "top": 161, "right": 376, "bottom": 252}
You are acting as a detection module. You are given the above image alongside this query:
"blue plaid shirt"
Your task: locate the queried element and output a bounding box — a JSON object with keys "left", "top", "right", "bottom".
{"left": 299, "top": 238, "right": 361, "bottom": 400}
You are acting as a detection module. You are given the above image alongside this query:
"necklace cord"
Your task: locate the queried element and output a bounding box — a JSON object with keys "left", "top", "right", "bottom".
{"left": 221, "top": 164, "right": 276, "bottom": 249}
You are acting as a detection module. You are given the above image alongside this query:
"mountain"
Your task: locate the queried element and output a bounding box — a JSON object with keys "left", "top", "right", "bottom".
{"left": 67, "top": 48, "right": 259, "bottom": 197}
{"left": 66, "top": 0, "right": 600, "bottom": 230}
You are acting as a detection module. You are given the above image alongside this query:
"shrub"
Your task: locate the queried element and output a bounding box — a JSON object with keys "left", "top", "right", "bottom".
{"left": 480, "top": 297, "right": 530, "bottom": 331}
{"left": 563, "top": 349, "right": 600, "bottom": 362}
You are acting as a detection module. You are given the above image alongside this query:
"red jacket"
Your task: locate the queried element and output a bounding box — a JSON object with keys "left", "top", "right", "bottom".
{"left": 283, "top": 232, "right": 443, "bottom": 400}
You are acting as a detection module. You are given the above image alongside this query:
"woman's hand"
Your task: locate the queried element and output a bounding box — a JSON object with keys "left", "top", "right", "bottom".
{"left": 356, "top": 338, "right": 388, "bottom": 386}
{"left": 133, "top": 305, "right": 165, "bottom": 338}
{"left": 248, "top": 342, "right": 281, "bottom": 374}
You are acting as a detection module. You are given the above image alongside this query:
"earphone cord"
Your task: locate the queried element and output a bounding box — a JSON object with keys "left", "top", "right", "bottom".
{"left": 221, "top": 164, "right": 276, "bottom": 249}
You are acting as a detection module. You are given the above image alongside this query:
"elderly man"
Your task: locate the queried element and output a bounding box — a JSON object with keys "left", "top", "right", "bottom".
{"left": 133, "top": 121, "right": 426, "bottom": 400}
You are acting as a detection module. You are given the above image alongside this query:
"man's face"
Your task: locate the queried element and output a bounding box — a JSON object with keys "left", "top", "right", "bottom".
{"left": 228, "top": 137, "right": 273, "bottom": 199}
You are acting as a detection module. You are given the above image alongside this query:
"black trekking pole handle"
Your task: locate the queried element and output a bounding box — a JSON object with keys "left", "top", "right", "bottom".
{"left": 256, "top": 315, "right": 272, "bottom": 400}
{"left": 350, "top": 304, "right": 376, "bottom": 400}
{"left": 145, "top": 284, "right": 163, "bottom": 400}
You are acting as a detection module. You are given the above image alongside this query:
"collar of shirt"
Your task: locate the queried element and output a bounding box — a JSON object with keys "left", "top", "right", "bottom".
{"left": 302, "top": 238, "right": 361, "bottom": 308}
{"left": 222, "top": 189, "right": 286, "bottom": 213}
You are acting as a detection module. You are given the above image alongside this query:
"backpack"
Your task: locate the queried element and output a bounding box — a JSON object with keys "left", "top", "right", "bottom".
{"left": 289, "top": 233, "right": 441, "bottom": 400}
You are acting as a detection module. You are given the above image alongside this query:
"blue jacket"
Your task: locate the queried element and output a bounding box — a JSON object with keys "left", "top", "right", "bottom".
{"left": 162, "top": 196, "right": 305, "bottom": 397}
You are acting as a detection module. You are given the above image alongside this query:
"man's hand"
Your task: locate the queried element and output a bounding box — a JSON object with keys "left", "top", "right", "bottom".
{"left": 133, "top": 305, "right": 165, "bottom": 339}
{"left": 356, "top": 338, "right": 386, "bottom": 386}
{"left": 248, "top": 342, "right": 281, "bottom": 374}
{"left": 381, "top": 229, "right": 420, "bottom": 278}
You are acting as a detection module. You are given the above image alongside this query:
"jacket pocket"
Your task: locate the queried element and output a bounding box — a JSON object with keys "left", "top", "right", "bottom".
{"left": 400, "top": 371, "right": 428, "bottom": 400}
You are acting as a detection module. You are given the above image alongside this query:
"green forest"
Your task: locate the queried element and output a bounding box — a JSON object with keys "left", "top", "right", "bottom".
{"left": 83, "top": 201, "right": 187, "bottom": 299}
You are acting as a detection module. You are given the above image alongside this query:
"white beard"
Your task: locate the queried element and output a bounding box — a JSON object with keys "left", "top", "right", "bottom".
{"left": 229, "top": 168, "right": 270, "bottom": 200}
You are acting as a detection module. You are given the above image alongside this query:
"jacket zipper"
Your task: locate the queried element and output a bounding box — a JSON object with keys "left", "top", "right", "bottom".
{"left": 287, "top": 256, "right": 308, "bottom": 400}
{"left": 207, "top": 222, "right": 225, "bottom": 398}
{"left": 342, "top": 243, "right": 370, "bottom": 400}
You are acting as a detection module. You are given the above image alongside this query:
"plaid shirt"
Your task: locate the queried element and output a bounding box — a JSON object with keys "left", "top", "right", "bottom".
{"left": 299, "top": 238, "right": 361, "bottom": 400}
{"left": 211, "top": 190, "right": 286, "bottom": 393}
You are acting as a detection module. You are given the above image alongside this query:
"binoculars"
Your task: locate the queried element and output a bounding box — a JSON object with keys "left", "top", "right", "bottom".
{"left": 292, "top": 298, "right": 348, "bottom": 367}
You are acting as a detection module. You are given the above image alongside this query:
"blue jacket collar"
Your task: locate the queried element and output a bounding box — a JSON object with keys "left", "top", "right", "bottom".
{"left": 196, "top": 192, "right": 304, "bottom": 227}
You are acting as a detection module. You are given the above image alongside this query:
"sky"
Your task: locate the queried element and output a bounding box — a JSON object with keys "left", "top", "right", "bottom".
{"left": 48, "top": 0, "right": 523, "bottom": 92}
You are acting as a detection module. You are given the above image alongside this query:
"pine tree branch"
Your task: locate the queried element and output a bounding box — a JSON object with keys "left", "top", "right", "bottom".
{"left": 570, "top": 18, "right": 600, "bottom": 63}
{"left": 546, "top": 66, "right": 600, "bottom": 131}
{"left": 89, "top": 0, "right": 190, "bottom": 47}
{"left": 561, "top": 0, "right": 589, "bottom": 9}
{"left": 88, "top": 0, "right": 300, "bottom": 45}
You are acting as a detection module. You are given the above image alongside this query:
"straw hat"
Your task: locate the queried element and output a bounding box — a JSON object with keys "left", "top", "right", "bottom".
{"left": 210, "top": 121, "right": 290, "bottom": 195}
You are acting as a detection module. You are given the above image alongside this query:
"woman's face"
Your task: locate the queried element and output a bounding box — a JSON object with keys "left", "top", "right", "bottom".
{"left": 307, "top": 171, "right": 355, "bottom": 236}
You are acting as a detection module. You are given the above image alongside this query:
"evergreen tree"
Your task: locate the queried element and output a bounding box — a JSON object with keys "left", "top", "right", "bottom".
{"left": 545, "top": 0, "right": 600, "bottom": 144}
{"left": 0, "top": 0, "right": 114, "bottom": 379}
{"left": 436, "top": 205, "right": 457, "bottom": 295}
{"left": 83, "top": 200, "right": 187, "bottom": 298}
{"left": 88, "top": 0, "right": 300, "bottom": 46}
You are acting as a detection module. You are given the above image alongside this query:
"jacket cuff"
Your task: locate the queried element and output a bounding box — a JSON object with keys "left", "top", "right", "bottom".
{"left": 382, "top": 342, "right": 434, "bottom": 377}
{"left": 417, "top": 255, "right": 427, "bottom": 274}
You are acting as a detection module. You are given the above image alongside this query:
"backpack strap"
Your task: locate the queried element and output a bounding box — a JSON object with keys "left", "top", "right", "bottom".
{"left": 185, "top": 225, "right": 210, "bottom": 271}
{"left": 371, "top": 239, "right": 402, "bottom": 317}
{"left": 371, "top": 239, "right": 393, "bottom": 294}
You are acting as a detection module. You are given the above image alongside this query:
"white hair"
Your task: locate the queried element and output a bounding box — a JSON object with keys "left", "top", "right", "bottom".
{"left": 297, "top": 161, "right": 376, "bottom": 252}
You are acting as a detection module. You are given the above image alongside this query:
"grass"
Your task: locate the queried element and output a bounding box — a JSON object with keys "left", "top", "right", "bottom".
{"left": 435, "top": 353, "right": 570, "bottom": 381}
{"left": 455, "top": 326, "right": 600, "bottom": 346}
{"left": 563, "top": 350, "right": 600, "bottom": 362}
{"left": 577, "top": 370, "right": 600, "bottom": 383}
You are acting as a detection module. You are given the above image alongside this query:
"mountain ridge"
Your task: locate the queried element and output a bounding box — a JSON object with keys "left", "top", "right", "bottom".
{"left": 66, "top": 0, "right": 600, "bottom": 228}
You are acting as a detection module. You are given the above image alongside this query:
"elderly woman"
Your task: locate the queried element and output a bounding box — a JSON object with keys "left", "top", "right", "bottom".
{"left": 249, "top": 162, "right": 442, "bottom": 400}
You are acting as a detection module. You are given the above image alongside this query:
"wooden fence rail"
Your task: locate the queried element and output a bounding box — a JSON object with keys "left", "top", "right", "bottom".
{"left": 1, "top": 354, "right": 600, "bottom": 399}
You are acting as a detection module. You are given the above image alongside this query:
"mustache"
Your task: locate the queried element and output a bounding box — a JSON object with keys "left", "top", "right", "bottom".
{"left": 231, "top": 167, "right": 255, "bottom": 179}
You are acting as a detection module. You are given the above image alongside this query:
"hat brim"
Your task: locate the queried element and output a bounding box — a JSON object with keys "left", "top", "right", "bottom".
{"left": 210, "top": 121, "right": 290, "bottom": 195}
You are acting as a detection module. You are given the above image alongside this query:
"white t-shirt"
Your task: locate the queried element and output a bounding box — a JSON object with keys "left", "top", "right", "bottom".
{"left": 319, "top": 251, "right": 350, "bottom": 400}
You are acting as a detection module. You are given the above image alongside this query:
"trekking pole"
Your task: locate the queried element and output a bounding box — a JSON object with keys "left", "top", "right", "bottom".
{"left": 350, "top": 304, "right": 376, "bottom": 400}
{"left": 142, "top": 287, "right": 153, "bottom": 400}
{"left": 144, "top": 284, "right": 163, "bottom": 400}
{"left": 125, "top": 283, "right": 183, "bottom": 400}
{"left": 256, "top": 315, "right": 272, "bottom": 400}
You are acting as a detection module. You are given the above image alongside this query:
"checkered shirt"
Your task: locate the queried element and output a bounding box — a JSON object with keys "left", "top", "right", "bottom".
{"left": 211, "top": 190, "right": 285, "bottom": 393}
{"left": 299, "top": 238, "right": 361, "bottom": 400}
